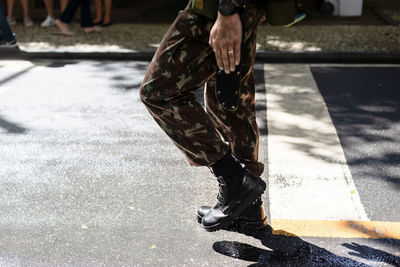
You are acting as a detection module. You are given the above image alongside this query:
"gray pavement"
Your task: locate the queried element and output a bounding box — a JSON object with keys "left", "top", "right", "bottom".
{"left": 0, "top": 60, "right": 399, "bottom": 266}
{"left": 311, "top": 66, "right": 400, "bottom": 222}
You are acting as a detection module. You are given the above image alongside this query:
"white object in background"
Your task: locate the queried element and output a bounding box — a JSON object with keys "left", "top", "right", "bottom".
{"left": 323, "top": 0, "right": 363, "bottom": 17}
{"left": 339, "top": 0, "right": 363, "bottom": 16}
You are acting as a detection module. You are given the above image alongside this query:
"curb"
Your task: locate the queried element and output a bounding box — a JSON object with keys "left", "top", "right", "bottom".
{"left": 255, "top": 50, "right": 400, "bottom": 64}
{"left": 1, "top": 49, "right": 400, "bottom": 64}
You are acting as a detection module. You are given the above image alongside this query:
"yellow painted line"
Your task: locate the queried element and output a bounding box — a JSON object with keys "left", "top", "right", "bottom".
{"left": 270, "top": 219, "right": 400, "bottom": 239}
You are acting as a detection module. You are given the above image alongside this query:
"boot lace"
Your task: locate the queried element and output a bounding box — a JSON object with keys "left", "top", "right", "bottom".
{"left": 216, "top": 177, "right": 228, "bottom": 205}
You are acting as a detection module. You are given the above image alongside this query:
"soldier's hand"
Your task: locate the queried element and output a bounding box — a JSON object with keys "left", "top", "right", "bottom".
{"left": 209, "top": 12, "right": 242, "bottom": 74}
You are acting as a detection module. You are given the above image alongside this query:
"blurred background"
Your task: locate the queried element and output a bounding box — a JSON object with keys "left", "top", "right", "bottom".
{"left": 1, "top": 0, "right": 399, "bottom": 53}
{"left": 1, "top": 0, "right": 399, "bottom": 24}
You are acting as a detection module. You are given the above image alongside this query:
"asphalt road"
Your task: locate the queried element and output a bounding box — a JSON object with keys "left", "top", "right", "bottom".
{"left": 0, "top": 60, "right": 399, "bottom": 266}
{"left": 311, "top": 66, "right": 400, "bottom": 222}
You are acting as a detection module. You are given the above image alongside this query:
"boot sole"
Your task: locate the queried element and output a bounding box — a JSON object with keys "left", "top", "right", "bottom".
{"left": 197, "top": 214, "right": 267, "bottom": 230}
{"left": 202, "top": 178, "right": 266, "bottom": 232}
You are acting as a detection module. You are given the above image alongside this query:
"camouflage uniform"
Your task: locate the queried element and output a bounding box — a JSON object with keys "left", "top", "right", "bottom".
{"left": 140, "top": 3, "right": 265, "bottom": 176}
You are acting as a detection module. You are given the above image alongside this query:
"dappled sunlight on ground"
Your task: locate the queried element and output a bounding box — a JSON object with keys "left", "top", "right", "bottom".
{"left": 19, "top": 42, "right": 135, "bottom": 53}
{"left": 264, "top": 36, "right": 322, "bottom": 51}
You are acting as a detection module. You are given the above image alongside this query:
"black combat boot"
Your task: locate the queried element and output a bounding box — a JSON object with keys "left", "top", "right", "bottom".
{"left": 201, "top": 153, "right": 266, "bottom": 232}
{"left": 197, "top": 198, "right": 268, "bottom": 230}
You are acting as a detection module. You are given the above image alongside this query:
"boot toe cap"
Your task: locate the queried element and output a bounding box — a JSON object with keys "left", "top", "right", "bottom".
{"left": 202, "top": 208, "right": 228, "bottom": 228}
{"left": 197, "top": 206, "right": 212, "bottom": 218}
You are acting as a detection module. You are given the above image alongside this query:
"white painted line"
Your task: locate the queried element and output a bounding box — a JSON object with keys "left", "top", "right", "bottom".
{"left": 264, "top": 64, "right": 369, "bottom": 221}
{"left": 255, "top": 65, "right": 272, "bottom": 223}
{"left": 0, "top": 86, "right": 12, "bottom": 95}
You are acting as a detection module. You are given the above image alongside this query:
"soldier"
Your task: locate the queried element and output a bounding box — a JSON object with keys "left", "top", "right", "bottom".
{"left": 139, "top": 0, "right": 268, "bottom": 232}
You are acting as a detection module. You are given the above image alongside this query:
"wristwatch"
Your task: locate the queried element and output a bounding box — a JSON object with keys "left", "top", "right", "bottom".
{"left": 218, "top": 2, "right": 243, "bottom": 16}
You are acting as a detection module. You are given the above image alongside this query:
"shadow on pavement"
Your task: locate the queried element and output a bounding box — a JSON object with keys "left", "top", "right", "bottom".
{"left": 343, "top": 242, "right": 400, "bottom": 266}
{"left": 44, "top": 61, "right": 79, "bottom": 68}
{"left": 94, "top": 61, "right": 148, "bottom": 91}
{"left": 0, "top": 65, "right": 36, "bottom": 87}
{"left": 311, "top": 66, "right": 400, "bottom": 220}
{"left": 213, "top": 225, "right": 372, "bottom": 266}
{"left": 0, "top": 115, "right": 28, "bottom": 134}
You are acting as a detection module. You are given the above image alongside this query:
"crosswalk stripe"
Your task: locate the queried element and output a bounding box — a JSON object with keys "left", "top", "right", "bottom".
{"left": 270, "top": 219, "right": 400, "bottom": 239}
{"left": 264, "top": 64, "right": 369, "bottom": 221}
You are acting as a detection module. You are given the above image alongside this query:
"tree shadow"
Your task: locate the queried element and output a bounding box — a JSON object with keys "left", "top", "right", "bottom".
{"left": 310, "top": 66, "right": 400, "bottom": 218}
{"left": 212, "top": 226, "right": 370, "bottom": 266}
{"left": 264, "top": 67, "right": 350, "bottom": 163}
{"left": 0, "top": 115, "right": 28, "bottom": 134}
{"left": 0, "top": 64, "right": 35, "bottom": 134}
{"left": 90, "top": 61, "right": 149, "bottom": 92}
{"left": 0, "top": 65, "right": 36, "bottom": 86}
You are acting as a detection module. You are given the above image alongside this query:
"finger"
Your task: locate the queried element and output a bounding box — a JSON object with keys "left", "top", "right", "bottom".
{"left": 227, "top": 46, "right": 235, "bottom": 72}
{"left": 221, "top": 47, "right": 230, "bottom": 74}
{"left": 234, "top": 41, "right": 241, "bottom": 66}
{"left": 211, "top": 39, "right": 223, "bottom": 71}
{"left": 215, "top": 48, "right": 224, "bottom": 71}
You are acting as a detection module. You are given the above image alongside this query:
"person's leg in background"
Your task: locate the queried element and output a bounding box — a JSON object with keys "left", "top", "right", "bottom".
{"left": 60, "top": 0, "right": 68, "bottom": 12}
{"left": 80, "top": 0, "right": 101, "bottom": 33}
{"left": 93, "top": 0, "right": 112, "bottom": 26}
{"left": 0, "top": 2, "right": 17, "bottom": 47}
{"left": 93, "top": 0, "right": 102, "bottom": 24}
{"left": 6, "top": 0, "right": 32, "bottom": 26}
{"left": 19, "top": 0, "right": 32, "bottom": 26}
{"left": 44, "top": 0, "right": 55, "bottom": 18}
{"left": 55, "top": 0, "right": 99, "bottom": 35}
{"left": 42, "top": 0, "right": 69, "bottom": 27}
{"left": 55, "top": 0, "right": 80, "bottom": 35}
{"left": 41, "top": 0, "right": 56, "bottom": 27}
{"left": 6, "top": 0, "right": 16, "bottom": 24}
{"left": 102, "top": 0, "right": 111, "bottom": 26}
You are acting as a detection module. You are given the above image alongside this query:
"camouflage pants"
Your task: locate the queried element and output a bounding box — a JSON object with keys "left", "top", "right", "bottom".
{"left": 140, "top": 4, "right": 265, "bottom": 176}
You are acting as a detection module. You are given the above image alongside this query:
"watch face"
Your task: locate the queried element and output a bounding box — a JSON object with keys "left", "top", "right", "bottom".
{"left": 219, "top": 2, "right": 236, "bottom": 16}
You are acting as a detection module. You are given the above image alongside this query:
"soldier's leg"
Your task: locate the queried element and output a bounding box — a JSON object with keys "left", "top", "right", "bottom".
{"left": 205, "top": 4, "right": 265, "bottom": 176}
{"left": 140, "top": 8, "right": 230, "bottom": 166}
{"left": 198, "top": 5, "right": 268, "bottom": 232}
{"left": 141, "top": 6, "right": 267, "bottom": 232}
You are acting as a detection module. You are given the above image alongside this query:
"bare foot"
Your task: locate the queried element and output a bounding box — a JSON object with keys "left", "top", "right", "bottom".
{"left": 55, "top": 19, "right": 74, "bottom": 36}
{"left": 82, "top": 26, "right": 102, "bottom": 34}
